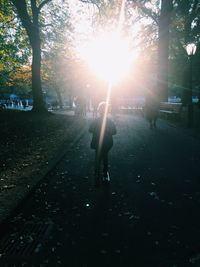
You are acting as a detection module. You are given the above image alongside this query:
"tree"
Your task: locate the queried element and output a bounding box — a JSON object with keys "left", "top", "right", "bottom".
{"left": 7, "top": 0, "right": 73, "bottom": 112}
{"left": 80, "top": 0, "right": 173, "bottom": 101}
{"left": 0, "top": 1, "right": 30, "bottom": 91}
{"left": 9, "top": 0, "right": 53, "bottom": 112}
{"left": 157, "top": 0, "right": 173, "bottom": 101}
{"left": 76, "top": 0, "right": 200, "bottom": 104}
{"left": 128, "top": 0, "right": 200, "bottom": 101}
{"left": 166, "top": 1, "right": 200, "bottom": 104}
{"left": 41, "top": 2, "right": 73, "bottom": 108}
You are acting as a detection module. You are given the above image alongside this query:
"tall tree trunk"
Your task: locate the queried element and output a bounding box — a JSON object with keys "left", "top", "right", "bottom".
{"left": 10, "top": 0, "right": 47, "bottom": 112}
{"left": 55, "top": 86, "right": 63, "bottom": 109}
{"left": 157, "top": 0, "right": 173, "bottom": 102}
{"left": 30, "top": 30, "right": 46, "bottom": 112}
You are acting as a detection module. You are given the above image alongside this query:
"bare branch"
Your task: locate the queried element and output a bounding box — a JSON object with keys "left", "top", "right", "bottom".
{"left": 38, "top": 0, "right": 52, "bottom": 12}
{"left": 79, "top": 0, "right": 100, "bottom": 11}
{"left": 128, "top": 0, "right": 159, "bottom": 24}
{"left": 191, "top": 0, "right": 199, "bottom": 17}
{"left": 39, "top": 23, "right": 53, "bottom": 28}
{"left": 10, "top": 0, "right": 33, "bottom": 30}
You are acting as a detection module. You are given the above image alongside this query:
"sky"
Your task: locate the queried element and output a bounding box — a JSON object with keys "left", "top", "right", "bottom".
{"left": 67, "top": 0, "right": 137, "bottom": 83}
{"left": 58, "top": 0, "right": 157, "bottom": 91}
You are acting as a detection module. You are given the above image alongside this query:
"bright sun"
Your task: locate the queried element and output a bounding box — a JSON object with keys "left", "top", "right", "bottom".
{"left": 79, "top": 31, "right": 135, "bottom": 84}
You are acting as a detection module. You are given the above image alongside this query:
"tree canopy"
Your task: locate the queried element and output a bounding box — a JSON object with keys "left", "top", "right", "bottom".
{"left": 0, "top": 0, "right": 199, "bottom": 109}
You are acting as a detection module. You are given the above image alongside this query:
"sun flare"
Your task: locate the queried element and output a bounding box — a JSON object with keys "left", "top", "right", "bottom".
{"left": 79, "top": 31, "right": 135, "bottom": 83}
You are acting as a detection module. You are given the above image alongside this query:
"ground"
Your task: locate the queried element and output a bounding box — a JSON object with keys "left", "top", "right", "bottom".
{"left": 0, "top": 110, "right": 200, "bottom": 267}
{"left": 0, "top": 110, "right": 85, "bottom": 223}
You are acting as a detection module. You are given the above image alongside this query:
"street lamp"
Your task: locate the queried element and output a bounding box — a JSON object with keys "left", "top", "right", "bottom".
{"left": 186, "top": 43, "right": 197, "bottom": 128}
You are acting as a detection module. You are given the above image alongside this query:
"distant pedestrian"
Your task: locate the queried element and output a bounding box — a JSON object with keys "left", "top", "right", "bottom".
{"left": 89, "top": 101, "right": 117, "bottom": 186}
{"left": 145, "top": 90, "right": 159, "bottom": 129}
{"left": 74, "top": 96, "right": 87, "bottom": 116}
{"left": 22, "top": 99, "right": 26, "bottom": 109}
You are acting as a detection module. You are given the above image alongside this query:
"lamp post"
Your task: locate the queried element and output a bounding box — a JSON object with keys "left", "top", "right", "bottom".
{"left": 186, "top": 43, "right": 197, "bottom": 128}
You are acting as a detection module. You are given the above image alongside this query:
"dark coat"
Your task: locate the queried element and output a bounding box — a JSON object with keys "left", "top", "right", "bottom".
{"left": 145, "top": 97, "right": 159, "bottom": 121}
{"left": 89, "top": 117, "right": 116, "bottom": 151}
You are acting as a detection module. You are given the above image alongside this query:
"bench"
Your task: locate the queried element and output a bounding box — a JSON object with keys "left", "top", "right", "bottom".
{"left": 159, "top": 102, "right": 182, "bottom": 120}
{"left": 120, "top": 106, "right": 143, "bottom": 114}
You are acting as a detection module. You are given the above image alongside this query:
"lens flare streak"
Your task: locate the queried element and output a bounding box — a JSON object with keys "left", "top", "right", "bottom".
{"left": 97, "top": 0, "right": 126, "bottom": 155}
{"left": 98, "top": 82, "right": 112, "bottom": 156}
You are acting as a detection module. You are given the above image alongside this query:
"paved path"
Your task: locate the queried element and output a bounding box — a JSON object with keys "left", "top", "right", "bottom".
{"left": 0, "top": 113, "right": 200, "bottom": 267}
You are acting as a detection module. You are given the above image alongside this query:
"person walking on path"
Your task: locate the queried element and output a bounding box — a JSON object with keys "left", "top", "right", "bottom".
{"left": 145, "top": 89, "right": 159, "bottom": 129}
{"left": 89, "top": 101, "right": 117, "bottom": 186}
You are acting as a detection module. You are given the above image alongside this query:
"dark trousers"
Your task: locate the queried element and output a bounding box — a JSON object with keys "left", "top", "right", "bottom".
{"left": 95, "top": 149, "right": 108, "bottom": 177}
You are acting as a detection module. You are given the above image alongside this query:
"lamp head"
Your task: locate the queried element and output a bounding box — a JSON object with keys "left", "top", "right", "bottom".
{"left": 186, "top": 43, "right": 197, "bottom": 56}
